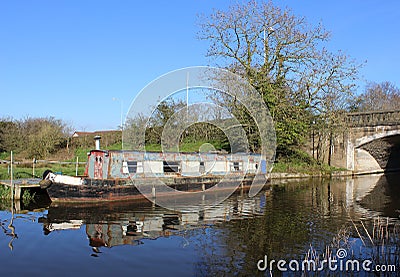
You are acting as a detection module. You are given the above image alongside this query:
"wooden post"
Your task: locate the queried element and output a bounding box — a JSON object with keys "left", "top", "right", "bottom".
{"left": 75, "top": 156, "right": 79, "bottom": 176}
{"left": 32, "top": 158, "right": 35, "bottom": 177}
{"left": 14, "top": 185, "right": 21, "bottom": 200}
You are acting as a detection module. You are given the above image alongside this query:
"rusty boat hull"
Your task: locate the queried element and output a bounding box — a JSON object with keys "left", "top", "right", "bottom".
{"left": 45, "top": 174, "right": 266, "bottom": 202}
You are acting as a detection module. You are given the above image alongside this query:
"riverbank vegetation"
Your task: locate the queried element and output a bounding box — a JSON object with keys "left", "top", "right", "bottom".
{"left": 0, "top": 117, "right": 71, "bottom": 159}
{"left": 0, "top": 185, "right": 11, "bottom": 200}
{"left": 0, "top": 183, "right": 37, "bottom": 205}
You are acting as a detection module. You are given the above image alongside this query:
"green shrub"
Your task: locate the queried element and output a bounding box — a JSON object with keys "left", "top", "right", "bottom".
{"left": 0, "top": 185, "right": 11, "bottom": 199}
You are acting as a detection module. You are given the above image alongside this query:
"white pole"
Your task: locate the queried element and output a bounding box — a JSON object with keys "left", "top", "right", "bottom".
{"left": 263, "top": 26, "right": 266, "bottom": 64}
{"left": 7, "top": 151, "right": 16, "bottom": 252}
{"left": 32, "top": 158, "right": 35, "bottom": 177}
{"left": 121, "top": 99, "right": 124, "bottom": 150}
{"left": 113, "top": 97, "right": 124, "bottom": 150}
{"left": 75, "top": 156, "right": 79, "bottom": 176}
{"left": 186, "top": 72, "right": 189, "bottom": 117}
{"left": 8, "top": 151, "right": 15, "bottom": 251}
{"left": 10, "top": 151, "right": 13, "bottom": 202}
{"left": 263, "top": 26, "right": 274, "bottom": 66}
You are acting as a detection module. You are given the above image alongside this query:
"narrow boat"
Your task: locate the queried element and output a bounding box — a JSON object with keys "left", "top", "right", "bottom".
{"left": 40, "top": 139, "right": 269, "bottom": 202}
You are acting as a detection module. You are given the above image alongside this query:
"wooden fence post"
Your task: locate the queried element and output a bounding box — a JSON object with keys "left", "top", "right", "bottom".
{"left": 32, "top": 158, "right": 35, "bottom": 177}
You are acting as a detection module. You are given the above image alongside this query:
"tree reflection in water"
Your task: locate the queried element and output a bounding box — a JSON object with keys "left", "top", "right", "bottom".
{"left": 190, "top": 176, "right": 399, "bottom": 276}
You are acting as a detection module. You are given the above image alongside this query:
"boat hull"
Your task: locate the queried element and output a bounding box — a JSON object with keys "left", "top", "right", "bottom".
{"left": 46, "top": 174, "right": 267, "bottom": 202}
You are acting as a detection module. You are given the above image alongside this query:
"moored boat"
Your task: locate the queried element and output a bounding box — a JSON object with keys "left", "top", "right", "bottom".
{"left": 40, "top": 142, "right": 269, "bottom": 202}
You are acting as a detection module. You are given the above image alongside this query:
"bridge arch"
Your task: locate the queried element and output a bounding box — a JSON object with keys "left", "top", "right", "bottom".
{"left": 351, "top": 129, "right": 400, "bottom": 173}
{"left": 355, "top": 129, "right": 400, "bottom": 148}
{"left": 325, "top": 110, "right": 400, "bottom": 172}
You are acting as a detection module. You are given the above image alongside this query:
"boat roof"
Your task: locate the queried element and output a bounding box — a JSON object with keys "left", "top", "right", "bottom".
{"left": 88, "top": 149, "right": 262, "bottom": 156}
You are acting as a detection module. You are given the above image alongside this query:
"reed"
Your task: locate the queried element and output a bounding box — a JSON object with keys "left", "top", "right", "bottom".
{"left": 0, "top": 185, "right": 11, "bottom": 199}
{"left": 335, "top": 216, "right": 400, "bottom": 270}
{"left": 300, "top": 217, "right": 399, "bottom": 274}
{"left": 368, "top": 217, "right": 400, "bottom": 267}
{"left": 22, "top": 189, "right": 36, "bottom": 204}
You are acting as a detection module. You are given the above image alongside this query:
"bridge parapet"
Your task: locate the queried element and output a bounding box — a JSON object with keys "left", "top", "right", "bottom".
{"left": 347, "top": 110, "right": 400, "bottom": 127}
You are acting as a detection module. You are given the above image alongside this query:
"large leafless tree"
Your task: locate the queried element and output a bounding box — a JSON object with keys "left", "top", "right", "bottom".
{"left": 354, "top": 81, "right": 400, "bottom": 112}
{"left": 198, "top": 0, "right": 362, "bottom": 155}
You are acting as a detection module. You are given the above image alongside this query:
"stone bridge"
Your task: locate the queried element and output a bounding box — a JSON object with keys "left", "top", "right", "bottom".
{"left": 328, "top": 110, "right": 400, "bottom": 173}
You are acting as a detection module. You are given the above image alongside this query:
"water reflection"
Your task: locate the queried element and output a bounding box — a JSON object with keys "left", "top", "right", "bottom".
{"left": 194, "top": 175, "right": 399, "bottom": 276}
{"left": 0, "top": 211, "right": 17, "bottom": 250}
{"left": 38, "top": 190, "right": 268, "bottom": 253}
{"left": 357, "top": 173, "right": 400, "bottom": 218}
{"left": 0, "top": 174, "right": 399, "bottom": 276}
{"left": 35, "top": 173, "right": 399, "bottom": 253}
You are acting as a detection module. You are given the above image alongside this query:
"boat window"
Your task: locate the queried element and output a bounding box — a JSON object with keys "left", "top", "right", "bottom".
{"left": 199, "top": 161, "right": 205, "bottom": 174}
{"left": 127, "top": 161, "right": 137, "bottom": 173}
{"left": 232, "top": 161, "right": 240, "bottom": 171}
{"left": 163, "top": 161, "right": 180, "bottom": 173}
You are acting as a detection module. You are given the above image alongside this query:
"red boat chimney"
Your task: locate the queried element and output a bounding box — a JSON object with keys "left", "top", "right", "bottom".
{"left": 94, "top": 135, "right": 101, "bottom": 150}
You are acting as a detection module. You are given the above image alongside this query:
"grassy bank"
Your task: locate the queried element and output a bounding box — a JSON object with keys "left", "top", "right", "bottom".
{"left": 0, "top": 163, "right": 86, "bottom": 180}
{"left": 272, "top": 161, "right": 341, "bottom": 175}
{"left": 145, "top": 140, "right": 227, "bottom": 152}
{"left": 272, "top": 148, "right": 344, "bottom": 175}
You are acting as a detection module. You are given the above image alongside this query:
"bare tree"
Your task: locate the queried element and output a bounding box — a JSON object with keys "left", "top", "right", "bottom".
{"left": 354, "top": 81, "right": 400, "bottom": 111}
{"left": 198, "top": 0, "right": 361, "bottom": 155}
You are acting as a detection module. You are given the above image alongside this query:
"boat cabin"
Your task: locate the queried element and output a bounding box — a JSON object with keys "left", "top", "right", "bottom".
{"left": 84, "top": 150, "right": 266, "bottom": 180}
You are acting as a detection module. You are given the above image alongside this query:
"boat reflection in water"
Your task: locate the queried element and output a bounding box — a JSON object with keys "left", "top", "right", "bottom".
{"left": 38, "top": 172, "right": 400, "bottom": 256}
{"left": 39, "top": 189, "right": 270, "bottom": 254}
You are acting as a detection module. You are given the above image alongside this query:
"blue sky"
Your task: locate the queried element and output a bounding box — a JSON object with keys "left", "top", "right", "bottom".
{"left": 1, "top": 0, "right": 399, "bottom": 131}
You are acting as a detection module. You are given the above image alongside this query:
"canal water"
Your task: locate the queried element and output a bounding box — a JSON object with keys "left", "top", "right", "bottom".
{"left": 0, "top": 174, "right": 399, "bottom": 276}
